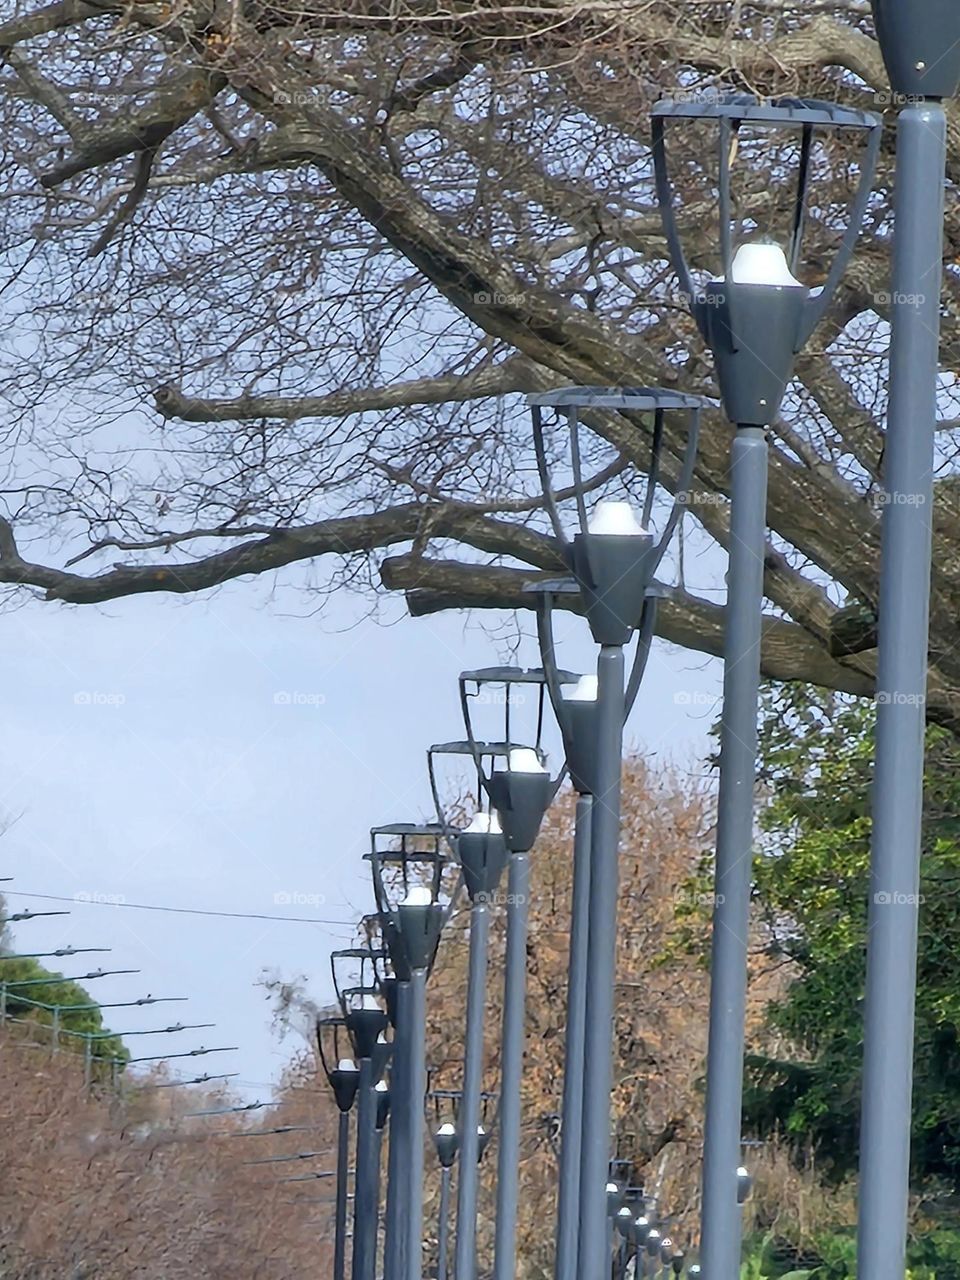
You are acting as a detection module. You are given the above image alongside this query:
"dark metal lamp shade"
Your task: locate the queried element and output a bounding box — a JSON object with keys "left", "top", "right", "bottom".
{"left": 872, "top": 0, "right": 960, "bottom": 98}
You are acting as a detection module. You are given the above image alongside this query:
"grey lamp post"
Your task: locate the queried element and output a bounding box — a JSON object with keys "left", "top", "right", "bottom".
{"left": 318, "top": 1015, "right": 361, "bottom": 1280}
{"left": 455, "top": 666, "right": 565, "bottom": 1280}
{"left": 333, "top": 949, "right": 390, "bottom": 1280}
{"left": 433, "top": 1121, "right": 459, "bottom": 1280}
{"left": 652, "top": 93, "right": 881, "bottom": 1280}
{"left": 527, "top": 386, "right": 704, "bottom": 1280}
{"left": 858, "top": 10, "right": 960, "bottom": 1279}
{"left": 444, "top": 801, "right": 507, "bottom": 1280}
{"left": 368, "top": 825, "right": 451, "bottom": 1280}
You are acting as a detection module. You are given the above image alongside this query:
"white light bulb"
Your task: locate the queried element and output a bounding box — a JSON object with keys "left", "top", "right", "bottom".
{"left": 617, "top": 1206, "right": 633, "bottom": 1218}
{"left": 402, "top": 885, "right": 434, "bottom": 907}
{"left": 438, "top": 1122, "right": 456, "bottom": 1135}
{"left": 507, "top": 747, "right": 547, "bottom": 774}
{"left": 587, "top": 499, "right": 648, "bottom": 537}
{"left": 737, "top": 1165, "right": 750, "bottom": 1177}
{"left": 375, "top": 1080, "right": 388, "bottom": 1093}
{"left": 477, "top": 1125, "right": 486, "bottom": 1135}
{"left": 729, "top": 242, "right": 803, "bottom": 288}
{"left": 463, "top": 811, "right": 502, "bottom": 834}
{"left": 563, "top": 674, "right": 599, "bottom": 702}
{"left": 606, "top": 1182, "right": 620, "bottom": 1194}
{"left": 376, "top": 1031, "right": 388, "bottom": 1043}
{"left": 337, "top": 1058, "right": 358, "bottom": 1072}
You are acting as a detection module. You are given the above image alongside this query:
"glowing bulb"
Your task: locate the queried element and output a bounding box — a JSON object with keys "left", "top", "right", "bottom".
{"left": 729, "top": 242, "right": 802, "bottom": 288}
{"left": 374, "top": 1079, "right": 388, "bottom": 1093}
{"left": 402, "top": 885, "right": 434, "bottom": 907}
{"left": 463, "top": 811, "right": 502, "bottom": 834}
{"left": 507, "top": 747, "right": 547, "bottom": 774}
{"left": 606, "top": 1182, "right": 619, "bottom": 1194}
{"left": 337, "top": 1058, "right": 358, "bottom": 1072}
{"left": 563, "top": 674, "right": 598, "bottom": 702}
{"left": 588, "top": 499, "right": 648, "bottom": 536}
{"left": 438, "top": 1122, "right": 456, "bottom": 1135}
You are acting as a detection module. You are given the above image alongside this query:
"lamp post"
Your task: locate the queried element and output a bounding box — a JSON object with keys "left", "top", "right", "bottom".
{"left": 527, "top": 386, "right": 704, "bottom": 1280}
{"left": 333, "top": 949, "right": 390, "bottom": 1280}
{"left": 455, "top": 667, "right": 564, "bottom": 1280}
{"left": 318, "top": 1015, "right": 361, "bottom": 1280}
{"left": 858, "top": 11, "right": 960, "bottom": 1278}
{"left": 447, "top": 806, "right": 507, "bottom": 1280}
{"left": 652, "top": 94, "right": 881, "bottom": 1280}
{"left": 368, "top": 824, "right": 450, "bottom": 1280}
{"left": 433, "top": 1122, "right": 459, "bottom": 1280}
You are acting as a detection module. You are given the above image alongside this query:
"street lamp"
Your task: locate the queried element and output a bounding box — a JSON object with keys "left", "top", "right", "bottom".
{"left": 652, "top": 92, "right": 880, "bottom": 1280}
{"left": 858, "top": 11, "right": 959, "bottom": 1280}
{"left": 444, "top": 802, "right": 507, "bottom": 1280}
{"left": 318, "top": 1015, "right": 361, "bottom": 1280}
{"left": 433, "top": 1122, "right": 459, "bottom": 1280}
{"left": 456, "top": 666, "right": 565, "bottom": 1280}
{"left": 526, "top": 386, "right": 704, "bottom": 1280}
{"left": 368, "top": 824, "right": 451, "bottom": 1280}
{"left": 332, "top": 949, "right": 390, "bottom": 1280}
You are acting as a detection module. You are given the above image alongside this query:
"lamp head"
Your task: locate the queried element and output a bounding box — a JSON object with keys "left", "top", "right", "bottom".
{"left": 456, "top": 811, "right": 508, "bottom": 902}
{"left": 573, "top": 500, "right": 656, "bottom": 644}
{"left": 488, "top": 747, "right": 554, "bottom": 854}
{"left": 434, "top": 1121, "right": 459, "bottom": 1168}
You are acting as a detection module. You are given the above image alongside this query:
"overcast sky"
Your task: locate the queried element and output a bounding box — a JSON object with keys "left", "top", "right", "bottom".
{"left": 3, "top": 567, "right": 722, "bottom": 1101}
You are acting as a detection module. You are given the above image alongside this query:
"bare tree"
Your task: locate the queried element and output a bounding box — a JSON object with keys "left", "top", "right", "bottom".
{"left": 0, "top": 2, "right": 958, "bottom": 721}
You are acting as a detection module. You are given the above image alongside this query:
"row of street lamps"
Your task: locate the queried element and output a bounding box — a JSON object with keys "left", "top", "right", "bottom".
{"left": 310, "top": 5, "right": 955, "bottom": 1273}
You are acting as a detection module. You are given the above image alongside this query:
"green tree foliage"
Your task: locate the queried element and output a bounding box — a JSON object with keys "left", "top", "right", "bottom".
{"left": 745, "top": 685, "right": 960, "bottom": 1190}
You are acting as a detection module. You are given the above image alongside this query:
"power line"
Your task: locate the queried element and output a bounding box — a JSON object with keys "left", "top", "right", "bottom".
{"left": 3, "top": 891, "right": 344, "bottom": 926}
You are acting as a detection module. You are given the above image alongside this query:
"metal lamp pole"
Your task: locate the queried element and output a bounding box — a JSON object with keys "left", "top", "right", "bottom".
{"left": 317, "top": 1016, "right": 361, "bottom": 1280}
{"left": 450, "top": 810, "right": 508, "bottom": 1280}
{"left": 368, "top": 824, "right": 450, "bottom": 1280}
{"left": 858, "top": 8, "right": 959, "bottom": 1277}
{"left": 528, "top": 387, "right": 703, "bottom": 1280}
{"left": 433, "top": 1123, "right": 459, "bottom": 1280}
{"left": 332, "top": 950, "right": 390, "bottom": 1280}
{"left": 652, "top": 94, "right": 880, "bottom": 1280}
{"left": 453, "top": 668, "right": 560, "bottom": 1280}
